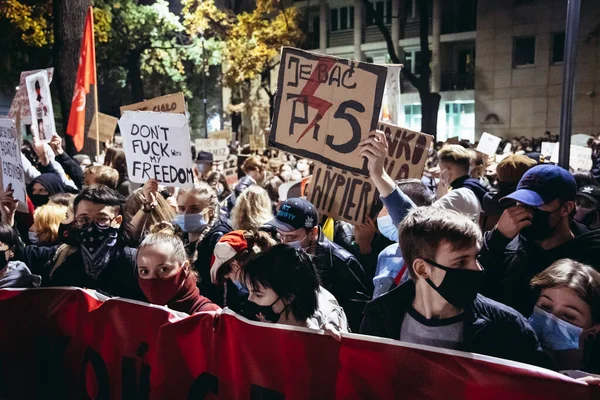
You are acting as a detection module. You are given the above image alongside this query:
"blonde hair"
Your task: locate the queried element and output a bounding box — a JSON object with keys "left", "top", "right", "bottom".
{"left": 85, "top": 165, "right": 119, "bottom": 189}
{"left": 137, "top": 230, "right": 198, "bottom": 282}
{"left": 177, "top": 182, "right": 220, "bottom": 245}
{"left": 125, "top": 187, "right": 176, "bottom": 238}
{"left": 531, "top": 259, "right": 600, "bottom": 322}
{"left": 438, "top": 145, "right": 471, "bottom": 170}
{"left": 230, "top": 185, "right": 274, "bottom": 231}
{"left": 32, "top": 203, "right": 68, "bottom": 244}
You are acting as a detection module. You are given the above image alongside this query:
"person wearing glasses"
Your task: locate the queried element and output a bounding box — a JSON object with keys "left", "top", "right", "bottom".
{"left": 0, "top": 184, "right": 145, "bottom": 300}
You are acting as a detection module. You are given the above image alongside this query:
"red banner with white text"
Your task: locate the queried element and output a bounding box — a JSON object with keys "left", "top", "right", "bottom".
{"left": 0, "top": 288, "right": 598, "bottom": 400}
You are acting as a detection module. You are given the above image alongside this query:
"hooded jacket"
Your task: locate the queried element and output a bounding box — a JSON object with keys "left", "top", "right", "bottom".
{"left": 451, "top": 175, "right": 489, "bottom": 206}
{"left": 360, "top": 280, "right": 547, "bottom": 367}
{"left": 480, "top": 222, "right": 600, "bottom": 317}
{"left": 0, "top": 261, "right": 41, "bottom": 288}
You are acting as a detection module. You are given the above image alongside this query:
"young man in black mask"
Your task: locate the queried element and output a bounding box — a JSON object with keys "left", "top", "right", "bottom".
{"left": 360, "top": 206, "right": 545, "bottom": 366}
{"left": 1, "top": 184, "right": 144, "bottom": 300}
{"left": 480, "top": 165, "right": 600, "bottom": 317}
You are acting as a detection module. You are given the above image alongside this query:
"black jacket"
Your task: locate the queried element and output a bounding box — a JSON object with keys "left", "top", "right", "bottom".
{"left": 234, "top": 175, "right": 255, "bottom": 198}
{"left": 360, "top": 280, "right": 547, "bottom": 367}
{"left": 16, "top": 243, "right": 145, "bottom": 301}
{"left": 191, "top": 216, "right": 232, "bottom": 303}
{"left": 54, "top": 152, "right": 85, "bottom": 190}
{"left": 451, "top": 175, "right": 489, "bottom": 206}
{"left": 480, "top": 222, "right": 600, "bottom": 317}
{"left": 313, "top": 229, "right": 371, "bottom": 332}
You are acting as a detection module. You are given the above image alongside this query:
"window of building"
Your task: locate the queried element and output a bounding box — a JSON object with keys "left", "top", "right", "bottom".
{"left": 404, "top": 104, "right": 422, "bottom": 131}
{"left": 386, "top": 0, "right": 392, "bottom": 24}
{"left": 513, "top": 36, "right": 536, "bottom": 67}
{"left": 551, "top": 32, "right": 565, "bottom": 64}
{"left": 367, "top": 1, "right": 392, "bottom": 25}
{"left": 349, "top": 7, "right": 354, "bottom": 29}
{"left": 330, "top": 9, "right": 339, "bottom": 32}
{"left": 340, "top": 7, "right": 348, "bottom": 30}
{"left": 444, "top": 101, "right": 475, "bottom": 142}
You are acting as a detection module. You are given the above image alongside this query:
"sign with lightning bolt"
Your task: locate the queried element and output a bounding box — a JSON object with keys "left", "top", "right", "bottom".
{"left": 269, "top": 48, "right": 387, "bottom": 176}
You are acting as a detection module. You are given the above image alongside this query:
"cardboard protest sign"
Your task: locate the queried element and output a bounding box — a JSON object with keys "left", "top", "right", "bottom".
{"left": 25, "top": 71, "right": 56, "bottom": 142}
{"left": 195, "top": 138, "right": 229, "bottom": 161}
{"left": 380, "top": 65, "right": 402, "bottom": 124}
{"left": 476, "top": 132, "right": 502, "bottom": 157}
{"left": 8, "top": 68, "right": 54, "bottom": 125}
{"left": 118, "top": 111, "right": 195, "bottom": 188}
{"left": 446, "top": 136, "right": 460, "bottom": 144}
{"left": 209, "top": 130, "right": 232, "bottom": 141}
{"left": 550, "top": 144, "right": 593, "bottom": 171}
{"left": 88, "top": 113, "right": 118, "bottom": 144}
{"left": 269, "top": 47, "right": 387, "bottom": 175}
{"left": 249, "top": 133, "right": 266, "bottom": 151}
{"left": 0, "top": 119, "right": 27, "bottom": 205}
{"left": 308, "top": 122, "right": 433, "bottom": 224}
{"left": 120, "top": 93, "right": 186, "bottom": 115}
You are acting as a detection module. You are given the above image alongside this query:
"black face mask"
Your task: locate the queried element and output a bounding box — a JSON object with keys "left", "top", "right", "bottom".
{"left": 29, "top": 194, "right": 49, "bottom": 208}
{"left": 246, "top": 297, "right": 283, "bottom": 323}
{"left": 520, "top": 207, "right": 560, "bottom": 241}
{"left": 58, "top": 222, "right": 80, "bottom": 246}
{"left": 80, "top": 222, "right": 119, "bottom": 279}
{"left": 423, "top": 258, "right": 484, "bottom": 309}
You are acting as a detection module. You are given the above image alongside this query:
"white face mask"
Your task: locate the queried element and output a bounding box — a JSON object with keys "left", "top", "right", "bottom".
{"left": 377, "top": 215, "right": 398, "bottom": 242}
{"left": 286, "top": 234, "right": 308, "bottom": 250}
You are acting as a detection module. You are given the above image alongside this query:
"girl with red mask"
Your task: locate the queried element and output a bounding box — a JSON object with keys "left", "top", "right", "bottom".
{"left": 137, "top": 225, "right": 220, "bottom": 314}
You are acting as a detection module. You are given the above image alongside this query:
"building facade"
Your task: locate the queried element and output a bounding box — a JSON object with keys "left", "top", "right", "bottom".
{"left": 297, "top": 0, "right": 600, "bottom": 141}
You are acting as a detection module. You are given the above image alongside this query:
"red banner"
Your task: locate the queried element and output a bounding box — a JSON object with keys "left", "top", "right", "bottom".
{"left": 0, "top": 288, "right": 598, "bottom": 400}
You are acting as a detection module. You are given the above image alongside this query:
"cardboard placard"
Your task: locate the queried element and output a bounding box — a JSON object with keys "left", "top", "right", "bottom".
{"left": 380, "top": 65, "right": 402, "bottom": 124}
{"left": 476, "top": 132, "right": 502, "bottom": 157}
{"left": 120, "top": 93, "right": 186, "bottom": 115}
{"left": 446, "top": 136, "right": 460, "bottom": 144}
{"left": 8, "top": 68, "right": 54, "bottom": 124}
{"left": 88, "top": 113, "right": 119, "bottom": 144}
{"left": 307, "top": 122, "right": 433, "bottom": 224}
{"left": 541, "top": 142, "right": 558, "bottom": 158}
{"left": 0, "top": 118, "right": 27, "bottom": 205}
{"left": 25, "top": 71, "right": 56, "bottom": 142}
{"left": 550, "top": 144, "right": 593, "bottom": 171}
{"left": 269, "top": 47, "right": 387, "bottom": 176}
{"left": 208, "top": 130, "right": 232, "bottom": 142}
{"left": 118, "top": 111, "right": 195, "bottom": 188}
{"left": 249, "top": 133, "right": 266, "bottom": 151}
{"left": 195, "top": 138, "right": 229, "bottom": 161}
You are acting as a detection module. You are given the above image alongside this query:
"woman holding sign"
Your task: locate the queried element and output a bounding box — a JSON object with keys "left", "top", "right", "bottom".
{"left": 174, "top": 182, "right": 232, "bottom": 301}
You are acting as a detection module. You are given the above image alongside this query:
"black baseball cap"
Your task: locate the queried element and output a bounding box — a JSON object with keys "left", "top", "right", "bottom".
{"left": 267, "top": 198, "right": 318, "bottom": 233}
{"left": 196, "top": 151, "right": 213, "bottom": 162}
{"left": 501, "top": 165, "right": 577, "bottom": 207}
{"left": 577, "top": 185, "right": 600, "bottom": 206}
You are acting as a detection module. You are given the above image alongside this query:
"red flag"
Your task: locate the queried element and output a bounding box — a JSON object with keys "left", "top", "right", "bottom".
{"left": 66, "top": 7, "right": 96, "bottom": 152}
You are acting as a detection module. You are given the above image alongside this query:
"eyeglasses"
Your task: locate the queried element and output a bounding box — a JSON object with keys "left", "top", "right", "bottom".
{"left": 74, "top": 215, "right": 114, "bottom": 228}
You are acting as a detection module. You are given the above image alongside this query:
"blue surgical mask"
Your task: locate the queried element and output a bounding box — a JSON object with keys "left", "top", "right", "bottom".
{"left": 529, "top": 306, "right": 583, "bottom": 351}
{"left": 377, "top": 215, "right": 398, "bottom": 242}
{"left": 28, "top": 231, "right": 39, "bottom": 244}
{"left": 173, "top": 213, "right": 207, "bottom": 233}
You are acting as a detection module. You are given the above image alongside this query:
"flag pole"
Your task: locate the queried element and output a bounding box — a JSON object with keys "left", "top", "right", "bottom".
{"left": 90, "top": 6, "right": 100, "bottom": 160}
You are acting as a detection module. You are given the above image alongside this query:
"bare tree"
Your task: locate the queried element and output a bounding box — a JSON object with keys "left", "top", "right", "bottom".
{"left": 362, "top": 0, "right": 441, "bottom": 138}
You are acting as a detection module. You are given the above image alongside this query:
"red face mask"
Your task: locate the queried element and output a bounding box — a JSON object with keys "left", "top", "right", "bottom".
{"left": 138, "top": 268, "right": 187, "bottom": 305}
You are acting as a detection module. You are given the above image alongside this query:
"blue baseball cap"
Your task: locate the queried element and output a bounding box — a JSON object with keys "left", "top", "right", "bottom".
{"left": 501, "top": 165, "right": 577, "bottom": 207}
{"left": 267, "top": 198, "right": 318, "bottom": 233}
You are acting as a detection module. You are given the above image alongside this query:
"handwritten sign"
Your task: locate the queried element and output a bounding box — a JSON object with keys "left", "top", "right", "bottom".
{"left": 550, "top": 144, "right": 593, "bottom": 171}
{"left": 269, "top": 47, "right": 387, "bottom": 175}
{"left": 118, "top": 111, "right": 195, "bottom": 188}
{"left": 25, "top": 71, "right": 56, "bottom": 142}
{"left": 249, "top": 133, "right": 266, "bottom": 151}
{"left": 308, "top": 122, "right": 433, "bottom": 224}
{"left": 88, "top": 113, "right": 119, "bottom": 144}
{"left": 476, "top": 132, "right": 502, "bottom": 157}
{"left": 8, "top": 68, "right": 54, "bottom": 124}
{"left": 195, "top": 138, "right": 229, "bottom": 161}
{"left": 120, "top": 93, "right": 186, "bottom": 115}
{"left": 0, "top": 119, "right": 26, "bottom": 205}
{"left": 541, "top": 142, "right": 558, "bottom": 159}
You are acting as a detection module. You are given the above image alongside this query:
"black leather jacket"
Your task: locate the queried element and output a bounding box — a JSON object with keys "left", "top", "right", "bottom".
{"left": 313, "top": 229, "right": 371, "bottom": 332}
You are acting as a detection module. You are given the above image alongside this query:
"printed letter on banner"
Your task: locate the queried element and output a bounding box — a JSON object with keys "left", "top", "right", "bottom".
{"left": 118, "top": 111, "right": 194, "bottom": 188}
{"left": 269, "top": 47, "right": 387, "bottom": 176}
{"left": 308, "top": 122, "right": 432, "bottom": 225}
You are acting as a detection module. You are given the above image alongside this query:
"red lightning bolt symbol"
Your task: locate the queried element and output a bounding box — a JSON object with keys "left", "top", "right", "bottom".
{"left": 294, "top": 59, "right": 336, "bottom": 143}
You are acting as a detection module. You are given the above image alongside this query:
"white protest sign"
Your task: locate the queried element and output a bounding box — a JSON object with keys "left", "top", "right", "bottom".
{"left": 550, "top": 144, "right": 593, "bottom": 171}
{"left": 8, "top": 68, "right": 54, "bottom": 125}
{"left": 0, "top": 119, "right": 27, "bottom": 205}
{"left": 25, "top": 71, "right": 56, "bottom": 143}
{"left": 195, "top": 138, "right": 229, "bottom": 161}
{"left": 476, "top": 132, "right": 502, "bottom": 157}
{"left": 118, "top": 111, "right": 195, "bottom": 188}
{"left": 541, "top": 142, "right": 558, "bottom": 159}
{"left": 502, "top": 143, "right": 512, "bottom": 154}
